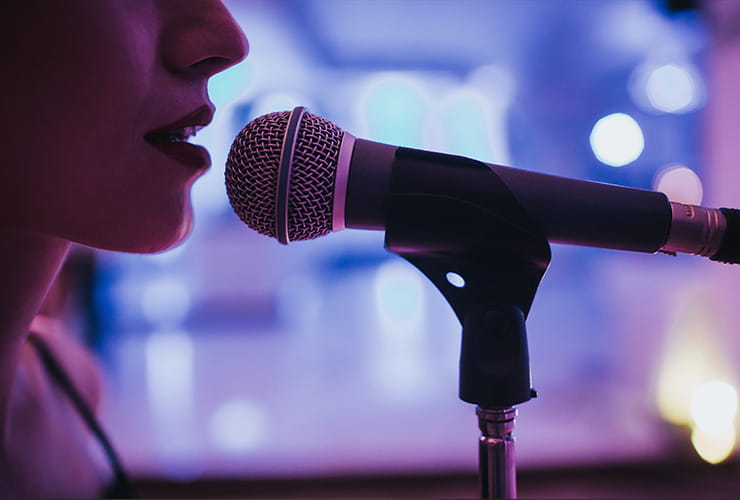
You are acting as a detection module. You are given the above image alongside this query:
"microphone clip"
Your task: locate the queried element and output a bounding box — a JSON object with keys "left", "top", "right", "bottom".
{"left": 383, "top": 147, "right": 552, "bottom": 408}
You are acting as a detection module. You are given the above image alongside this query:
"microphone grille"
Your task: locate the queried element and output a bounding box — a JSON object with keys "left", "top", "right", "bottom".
{"left": 225, "top": 109, "right": 344, "bottom": 242}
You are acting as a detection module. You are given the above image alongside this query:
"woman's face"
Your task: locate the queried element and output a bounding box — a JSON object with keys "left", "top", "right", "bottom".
{"left": 0, "top": 0, "right": 248, "bottom": 253}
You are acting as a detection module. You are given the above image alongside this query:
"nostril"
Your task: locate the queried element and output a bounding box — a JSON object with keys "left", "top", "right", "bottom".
{"left": 190, "top": 56, "right": 237, "bottom": 77}
{"left": 162, "top": 8, "right": 248, "bottom": 78}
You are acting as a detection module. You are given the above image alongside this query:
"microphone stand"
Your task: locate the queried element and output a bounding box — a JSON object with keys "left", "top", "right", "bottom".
{"left": 478, "top": 406, "right": 518, "bottom": 499}
{"left": 384, "top": 148, "right": 551, "bottom": 499}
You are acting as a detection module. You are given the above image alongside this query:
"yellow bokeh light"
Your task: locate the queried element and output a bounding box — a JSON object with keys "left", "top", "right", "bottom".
{"left": 690, "top": 425, "right": 736, "bottom": 465}
{"left": 654, "top": 290, "right": 735, "bottom": 426}
{"left": 690, "top": 380, "right": 738, "bottom": 434}
{"left": 654, "top": 289, "right": 739, "bottom": 464}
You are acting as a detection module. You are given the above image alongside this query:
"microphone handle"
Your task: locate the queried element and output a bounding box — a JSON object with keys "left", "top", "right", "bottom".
{"left": 343, "top": 139, "right": 738, "bottom": 262}
{"left": 488, "top": 162, "right": 672, "bottom": 253}
{"left": 490, "top": 163, "right": 739, "bottom": 262}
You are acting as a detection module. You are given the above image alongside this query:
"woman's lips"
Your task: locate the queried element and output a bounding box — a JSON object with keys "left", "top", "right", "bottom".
{"left": 145, "top": 105, "right": 215, "bottom": 168}
{"left": 148, "top": 140, "right": 212, "bottom": 168}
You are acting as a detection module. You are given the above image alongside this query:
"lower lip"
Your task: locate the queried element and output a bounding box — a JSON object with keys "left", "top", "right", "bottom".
{"left": 149, "top": 141, "right": 211, "bottom": 169}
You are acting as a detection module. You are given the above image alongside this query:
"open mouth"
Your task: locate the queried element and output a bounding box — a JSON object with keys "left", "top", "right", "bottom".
{"left": 144, "top": 126, "right": 202, "bottom": 144}
{"left": 145, "top": 106, "right": 214, "bottom": 168}
{"left": 145, "top": 127, "right": 211, "bottom": 168}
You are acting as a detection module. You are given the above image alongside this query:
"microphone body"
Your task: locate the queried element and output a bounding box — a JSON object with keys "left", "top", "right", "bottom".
{"left": 225, "top": 107, "right": 739, "bottom": 264}
{"left": 344, "top": 138, "right": 638, "bottom": 252}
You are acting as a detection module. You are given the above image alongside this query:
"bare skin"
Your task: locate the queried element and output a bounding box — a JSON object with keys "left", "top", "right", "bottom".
{"left": 0, "top": 1, "right": 248, "bottom": 496}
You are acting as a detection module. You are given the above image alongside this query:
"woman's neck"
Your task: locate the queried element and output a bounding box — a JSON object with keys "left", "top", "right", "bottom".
{"left": 0, "top": 228, "right": 70, "bottom": 421}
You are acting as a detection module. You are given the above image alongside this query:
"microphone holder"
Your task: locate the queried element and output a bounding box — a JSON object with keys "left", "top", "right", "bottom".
{"left": 384, "top": 148, "right": 552, "bottom": 499}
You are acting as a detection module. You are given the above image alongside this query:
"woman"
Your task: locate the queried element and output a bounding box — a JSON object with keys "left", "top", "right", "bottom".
{"left": 0, "top": 1, "right": 248, "bottom": 497}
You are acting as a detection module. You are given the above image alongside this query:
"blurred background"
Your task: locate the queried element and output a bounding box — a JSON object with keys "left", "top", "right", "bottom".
{"left": 55, "top": 0, "right": 740, "bottom": 497}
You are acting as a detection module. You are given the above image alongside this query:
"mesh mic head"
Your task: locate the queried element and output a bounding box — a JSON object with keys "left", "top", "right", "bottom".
{"left": 225, "top": 108, "right": 345, "bottom": 243}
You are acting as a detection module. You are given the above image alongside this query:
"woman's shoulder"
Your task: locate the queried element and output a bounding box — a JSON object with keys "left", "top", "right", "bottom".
{"left": 0, "top": 316, "right": 107, "bottom": 498}
{"left": 27, "top": 314, "right": 103, "bottom": 410}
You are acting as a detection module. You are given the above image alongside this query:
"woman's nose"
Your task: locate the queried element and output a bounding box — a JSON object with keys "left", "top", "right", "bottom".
{"left": 162, "top": 0, "right": 249, "bottom": 79}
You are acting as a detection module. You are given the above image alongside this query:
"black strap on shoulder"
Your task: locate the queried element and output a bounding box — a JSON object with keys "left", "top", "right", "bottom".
{"left": 26, "top": 333, "right": 136, "bottom": 499}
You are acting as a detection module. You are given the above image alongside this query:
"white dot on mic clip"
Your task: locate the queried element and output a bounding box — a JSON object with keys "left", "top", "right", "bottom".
{"left": 446, "top": 272, "right": 466, "bottom": 288}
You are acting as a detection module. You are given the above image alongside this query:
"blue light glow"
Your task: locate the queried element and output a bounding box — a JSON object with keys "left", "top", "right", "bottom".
{"left": 646, "top": 63, "right": 701, "bottom": 114}
{"left": 208, "top": 60, "right": 255, "bottom": 107}
{"left": 141, "top": 276, "right": 192, "bottom": 328}
{"left": 439, "top": 87, "right": 499, "bottom": 164}
{"left": 630, "top": 60, "right": 704, "bottom": 114}
{"left": 210, "top": 399, "right": 268, "bottom": 454}
{"left": 145, "top": 329, "right": 195, "bottom": 414}
{"left": 358, "top": 73, "right": 428, "bottom": 148}
{"left": 250, "top": 92, "right": 315, "bottom": 120}
{"left": 373, "top": 260, "right": 426, "bottom": 332}
{"left": 371, "top": 260, "right": 429, "bottom": 402}
{"left": 145, "top": 329, "right": 198, "bottom": 477}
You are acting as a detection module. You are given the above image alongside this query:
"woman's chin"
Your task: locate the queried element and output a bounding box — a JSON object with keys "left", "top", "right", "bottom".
{"left": 150, "top": 219, "right": 193, "bottom": 254}
{"left": 69, "top": 214, "right": 195, "bottom": 254}
{"left": 128, "top": 220, "right": 193, "bottom": 254}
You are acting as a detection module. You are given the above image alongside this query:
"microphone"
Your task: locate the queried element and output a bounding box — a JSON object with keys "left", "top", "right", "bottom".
{"left": 225, "top": 106, "right": 740, "bottom": 264}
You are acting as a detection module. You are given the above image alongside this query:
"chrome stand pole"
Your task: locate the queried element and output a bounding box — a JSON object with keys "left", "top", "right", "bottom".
{"left": 478, "top": 406, "right": 517, "bottom": 500}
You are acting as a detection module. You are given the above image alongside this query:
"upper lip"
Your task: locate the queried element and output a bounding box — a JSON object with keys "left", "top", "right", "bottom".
{"left": 145, "top": 104, "right": 215, "bottom": 141}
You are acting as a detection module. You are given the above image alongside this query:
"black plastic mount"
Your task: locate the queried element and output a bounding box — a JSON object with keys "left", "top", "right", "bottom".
{"left": 711, "top": 208, "right": 740, "bottom": 265}
{"left": 383, "top": 148, "right": 552, "bottom": 408}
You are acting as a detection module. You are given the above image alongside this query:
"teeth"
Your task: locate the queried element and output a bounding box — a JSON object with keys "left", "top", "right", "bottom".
{"left": 170, "top": 126, "right": 195, "bottom": 141}
{"left": 146, "top": 125, "right": 201, "bottom": 144}
{"left": 181, "top": 126, "right": 197, "bottom": 138}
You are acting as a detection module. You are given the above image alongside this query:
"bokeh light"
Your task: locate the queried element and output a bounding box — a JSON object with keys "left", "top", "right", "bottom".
{"left": 141, "top": 277, "right": 192, "bottom": 328}
{"left": 690, "top": 380, "right": 738, "bottom": 435}
{"left": 646, "top": 63, "right": 701, "bottom": 114}
{"left": 655, "top": 291, "right": 735, "bottom": 427}
{"left": 208, "top": 60, "right": 255, "bottom": 107}
{"left": 589, "top": 113, "right": 645, "bottom": 167}
{"left": 371, "top": 260, "right": 428, "bottom": 401}
{"left": 210, "top": 399, "right": 269, "bottom": 454}
{"left": 373, "top": 259, "right": 426, "bottom": 334}
{"left": 249, "top": 92, "right": 316, "bottom": 121}
{"left": 145, "top": 329, "right": 198, "bottom": 477}
{"left": 145, "top": 329, "right": 195, "bottom": 414}
{"left": 439, "top": 87, "right": 499, "bottom": 163}
{"left": 691, "top": 425, "right": 736, "bottom": 465}
{"left": 358, "top": 73, "right": 429, "bottom": 148}
{"left": 654, "top": 164, "right": 703, "bottom": 205}
{"left": 629, "top": 60, "right": 704, "bottom": 114}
